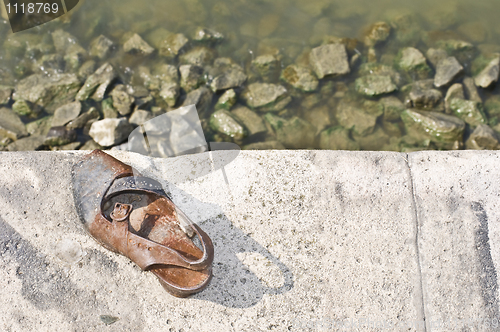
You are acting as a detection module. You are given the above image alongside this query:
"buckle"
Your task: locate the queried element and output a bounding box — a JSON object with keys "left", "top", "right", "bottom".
{"left": 110, "top": 203, "right": 133, "bottom": 222}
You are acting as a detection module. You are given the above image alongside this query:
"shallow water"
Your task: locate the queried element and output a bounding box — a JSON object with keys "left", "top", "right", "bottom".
{"left": 1, "top": 0, "right": 500, "bottom": 151}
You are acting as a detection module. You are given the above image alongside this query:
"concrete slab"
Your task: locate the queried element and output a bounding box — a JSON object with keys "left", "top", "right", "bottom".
{"left": 0, "top": 150, "right": 498, "bottom": 331}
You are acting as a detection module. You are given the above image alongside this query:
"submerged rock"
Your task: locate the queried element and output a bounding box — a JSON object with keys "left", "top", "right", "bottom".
{"left": 7, "top": 135, "right": 45, "bottom": 151}
{"left": 395, "top": 47, "right": 432, "bottom": 79}
{"left": 159, "top": 33, "right": 189, "bottom": 58}
{"left": 275, "top": 116, "right": 316, "bottom": 149}
{"left": 89, "top": 35, "right": 114, "bottom": 59}
{"left": 463, "top": 77, "right": 482, "bottom": 102}
{"left": 426, "top": 48, "right": 448, "bottom": 68}
{"left": 243, "top": 83, "right": 290, "bottom": 111}
{"left": 209, "top": 110, "right": 247, "bottom": 140}
{"left": 44, "top": 126, "right": 77, "bottom": 146}
{"left": 215, "top": 89, "right": 237, "bottom": 110}
{"left": 252, "top": 54, "right": 279, "bottom": 79}
{"left": 210, "top": 59, "right": 247, "bottom": 92}
{"left": 243, "top": 141, "right": 285, "bottom": 150}
{"left": 110, "top": 85, "right": 134, "bottom": 116}
{"left": 89, "top": 118, "right": 134, "bottom": 147}
{"left": 12, "top": 99, "right": 42, "bottom": 118}
{"left": 434, "top": 56, "right": 463, "bottom": 87}
{"left": 444, "top": 83, "right": 465, "bottom": 113}
{"left": 380, "top": 96, "right": 406, "bottom": 121}
{"left": 336, "top": 100, "right": 383, "bottom": 136}
{"left": 193, "top": 27, "right": 224, "bottom": 43}
{"left": 67, "top": 107, "right": 100, "bottom": 129}
{"left": 466, "top": 124, "right": 500, "bottom": 150}
{"left": 0, "top": 86, "right": 12, "bottom": 105}
{"left": 160, "top": 81, "right": 180, "bottom": 107}
{"left": 281, "top": 65, "right": 318, "bottom": 92}
{"left": 358, "top": 63, "right": 404, "bottom": 86}
{"left": 355, "top": 75, "right": 397, "bottom": 97}
{"left": 448, "top": 98, "right": 487, "bottom": 126}
{"left": 0, "top": 107, "right": 28, "bottom": 140}
{"left": 180, "top": 46, "right": 215, "bottom": 66}
{"left": 76, "top": 63, "right": 116, "bottom": 101}
{"left": 474, "top": 55, "right": 500, "bottom": 88}
{"left": 52, "top": 101, "right": 82, "bottom": 127}
{"left": 13, "top": 73, "right": 81, "bottom": 113}
{"left": 180, "top": 65, "right": 204, "bottom": 92}
{"left": 319, "top": 126, "right": 359, "bottom": 150}
{"left": 309, "top": 44, "right": 350, "bottom": 79}
{"left": 123, "top": 33, "right": 154, "bottom": 55}
{"left": 364, "top": 22, "right": 391, "bottom": 47}
{"left": 401, "top": 109, "right": 465, "bottom": 149}
{"left": 26, "top": 116, "right": 53, "bottom": 136}
{"left": 181, "top": 86, "right": 213, "bottom": 114}
{"left": 231, "top": 106, "right": 267, "bottom": 136}
{"left": 404, "top": 80, "right": 443, "bottom": 110}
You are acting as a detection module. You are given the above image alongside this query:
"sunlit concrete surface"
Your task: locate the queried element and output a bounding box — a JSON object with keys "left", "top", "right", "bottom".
{"left": 0, "top": 150, "right": 498, "bottom": 331}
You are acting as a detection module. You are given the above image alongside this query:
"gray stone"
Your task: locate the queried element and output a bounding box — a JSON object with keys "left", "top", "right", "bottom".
{"left": 215, "top": 89, "right": 237, "bottom": 110}
{"left": 243, "top": 141, "right": 285, "bottom": 150}
{"left": 463, "top": 77, "right": 482, "bottom": 102}
{"left": 78, "top": 60, "right": 96, "bottom": 80}
{"left": 426, "top": 48, "right": 448, "bottom": 68}
{"left": 405, "top": 80, "right": 443, "bottom": 110}
{"left": 33, "top": 54, "right": 65, "bottom": 74}
{"left": 309, "top": 44, "right": 350, "bottom": 79}
{"left": 210, "top": 62, "right": 247, "bottom": 92}
{"left": 13, "top": 73, "right": 81, "bottom": 113}
{"left": 444, "top": 83, "right": 465, "bottom": 113}
{"left": 80, "top": 139, "right": 102, "bottom": 150}
{"left": 0, "top": 86, "right": 12, "bottom": 105}
{"left": 51, "top": 29, "right": 79, "bottom": 54}
{"left": 380, "top": 96, "right": 406, "bottom": 122}
{"left": 52, "top": 102, "right": 82, "bottom": 127}
{"left": 159, "top": 81, "right": 180, "bottom": 107}
{"left": 181, "top": 87, "right": 213, "bottom": 115}
{"left": 401, "top": 109, "right": 465, "bottom": 149}
{"left": 231, "top": 106, "right": 267, "bottom": 136}
{"left": 0, "top": 107, "right": 28, "bottom": 140}
{"left": 251, "top": 54, "right": 279, "bottom": 79}
{"left": 12, "top": 100, "right": 42, "bottom": 118}
{"left": 275, "top": 116, "right": 316, "bottom": 149}
{"left": 110, "top": 85, "right": 133, "bottom": 116}
{"left": 474, "top": 55, "right": 500, "bottom": 88}
{"left": 319, "top": 126, "right": 359, "bottom": 150}
{"left": 209, "top": 110, "right": 247, "bottom": 140}
{"left": 51, "top": 142, "right": 82, "bottom": 151}
{"left": 63, "top": 44, "right": 87, "bottom": 71}
{"left": 6, "top": 135, "right": 45, "bottom": 151}
{"left": 395, "top": 47, "right": 432, "bottom": 79}
{"left": 364, "top": 22, "right": 391, "bottom": 47}
{"left": 434, "top": 56, "right": 463, "bottom": 87}
{"left": 67, "top": 107, "right": 100, "bottom": 129}
{"left": 242, "top": 83, "right": 289, "bottom": 110}
{"left": 336, "top": 100, "right": 384, "bottom": 136}
{"left": 179, "top": 65, "right": 204, "bottom": 92}
{"left": 102, "top": 98, "right": 118, "bottom": 119}
{"left": 26, "top": 116, "right": 53, "bottom": 136}
{"left": 123, "top": 34, "right": 154, "bottom": 55}
{"left": 89, "top": 35, "right": 114, "bottom": 59}
{"left": 129, "top": 110, "right": 153, "bottom": 126}
{"left": 154, "top": 64, "right": 179, "bottom": 83}
{"left": 159, "top": 33, "right": 189, "bottom": 58}
{"left": 355, "top": 75, "right": 397, "bottom": 97}
{"left": 280, "top": 65, "right": 318, "bottom": 92}
{"left": 76, "top": 63, "right": 116, "bottom": 101}
{"left": 44, "top": 126, "right": 77, "bottom": 146}
{"left": 303, "top": 105, "right": 332, "bottom": 134}
{"left": 180, "top": 46, "right": 215, "bottom": 66}
{"left": 89, "top": 118, "right": 134, "bottom": 147}
{"left": 193, "top": 27, "right": 224, "bottom": 43}
{"left": 466, "top": 124, "right": 500, "bottom": 150}
{"left": 449, "top": 98, "right": 487, "bottom": 127}
{"left": 358, "top": 62, "right": 404, "bottom": 86}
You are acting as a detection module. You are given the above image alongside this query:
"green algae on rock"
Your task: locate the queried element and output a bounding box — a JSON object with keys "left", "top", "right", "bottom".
{"left": 448, "top": 98, "right": 487, "bottom": 127}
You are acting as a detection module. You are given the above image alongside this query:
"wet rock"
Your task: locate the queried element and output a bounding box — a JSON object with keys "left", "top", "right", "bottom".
{"left": 12, "top": 100, "right": 42, "bottom": 118}
{"left": 242, "top": 83, "right": 289, "bottom": 111}
{"left": 210, "top": 60, "right": 247, "bottom": 92}
{"left": 102, "top": 98, "right": 118, "bottom": 119}
{"left": 243, "top": 141, "right": 285, "bottom": 150}
{"left": 435, "top": 39, "right": 475, "bottom": 63}
{"left": 401, "top": 109, "right": 465, "bottom": 149}
{"left": 0, "top": 107, "right": 28, "bottom": 140}
{"left": 0, "top": 86, "right": 12, "bottom": 104}
{"left": 13, "top": 73, "right": 81, "bottom": 113}
{"left": 209, "top": 110, "right": 247, "bottom": 140}
{"left": 78, "top": 60, "right": 97, "bottom": 80}
{"left": 89, "top": 118, "right": 134, "bottom": 147}
{"left": 449, "top": 98, "right": 487, "bottom": 127}
{"left": 444, "top": 83, "right": 465, "bottom": 113}
{"left": 193, "top": 27, "right": 224, "bottom": 43}
{"left": 474, "top": 55, "right": 500, "bottom": 88}
{"left": 44, "top": 126, "right": 77, "bottom": 146}
{"left": 179, "top": 65, "right": 204, "bottom": 92}
{"left": 154, "top": 64, "right": 179, "bottom": 82}
{"left": 353, "top": 125, "right": 391, "bottom": 150}
{"left": 159, "top": 33, "right": 189, "bottom": 58}
{"left": 336, "top": 100, "right": 383, "bottom": 136}
{"left": 458, "top": 21, "right": 487, "bottom": 43}
{"left": 434, "top": 56, "right": 463, "bottom": 87}
{"left": 391, "top": 14, "right": 423, "bottom": 46}
{"left": 89, "top": 35, "right": 114, "bottom": 59}
{"left": 231, "top": 106, "right": 267, "bottom": 136}
{"left": 123, "top": 33, "right": 154, "bottom": 55}
{"left": 319, "top": 126, "right": 359, "bottom": 150}
{"left": 355, "top": 75, "right": 397, "bottom": 97}
{"left": 485, "top": 96, "right": 500, "bottom": 118}
{"left": 215, "top": 89, "right": 237, "bottom": 110}
{"left": 303, "top": 105, "right": 331, "bottom": 134}
{"left": 76, "top": 63, "right": 116, "bottom": 101}
{"left": 280, "top": 65, "right": 318, "bottom": 92}
{"left": 7, "top": 135, "right": 45, "bottom": 151}
{"left": 426, "top": 48, "right": 448, "bottom": 68}
{"left": 160, "top": 81, "right": 180, "bottom": 107}
{"left": 80, "top": 139, "right": 102, "bottom": 150}
{"left": 252, "top": 54, "right": 279, "bottom": 79}
{"left": 463, "top": 77, "right": 482, "bottom": 102}
{"left": 51, "top": 101, "right": 82, "bottom": 127}
{"left": 26, "top": 116, "right": 52, "bottom": 136}
{"left": 404, "top": 80, "right": 443, "bottom": 110}
{"left": 51, "top": 30, "right": 77, "bottom": 52}
{"left": 274, "top": 116, "right": 316, "bottom": 149}
{"left": 364, "top": 22, "right": 391, "bottom": 47}
{"left": 395, "top": 47, "right": 432, "bottom": 79}
{"left": 67, "top": 107, "right": 100, "bottom": 129}
{"left": 380, "top": 96, "right": 406, "bottom": 121}
{"left": 358, "top": 63, "right": 404, "bottom": 86}
{"left": 466, "top": 124, "right": 500, "bottom": 150}
{"left": 51, "top": 142, "right": 82, "bottom": 151}
{"left": 64, "top": 44, "right": 87, "bottom": 71}
{"left": 181, "top": 86, "right": 213, "bottom": 114}
{"left": 110, "top": 85, "right": 133, "bottom": 116}
{"left": 129, "top": 110, "right": 153, "bottom": 126}
{"left": 34, "top": 54, "right": 65, "bottom": 73}
{"left": 180, "top": 46, "right": 215, "bottom": 66}
{"left": 309, "top": 44, "right": 350, "bottom": 79}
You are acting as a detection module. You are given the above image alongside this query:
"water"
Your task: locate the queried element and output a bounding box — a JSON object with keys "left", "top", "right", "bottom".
{"left": 1, "top": 0, "right": 500, "bottom": 151}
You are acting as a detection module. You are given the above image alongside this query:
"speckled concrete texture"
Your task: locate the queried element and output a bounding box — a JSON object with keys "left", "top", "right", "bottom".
{"left": 0, "top": 150, "right": 498, "bottom": 331}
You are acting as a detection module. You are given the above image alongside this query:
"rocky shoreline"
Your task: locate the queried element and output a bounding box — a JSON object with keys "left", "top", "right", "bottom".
{"left": 1, "top": 12, "right": 500, "bottom": 153}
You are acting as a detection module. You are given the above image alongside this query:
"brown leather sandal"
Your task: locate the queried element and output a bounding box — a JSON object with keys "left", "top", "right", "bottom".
{"left": 71, "top": 150, "right": 214, "bottom": 297}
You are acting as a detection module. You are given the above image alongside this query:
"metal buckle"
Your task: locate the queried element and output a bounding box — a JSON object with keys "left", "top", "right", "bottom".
{"left": 110, "top": 202, "right": 133, "bottom": 222}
